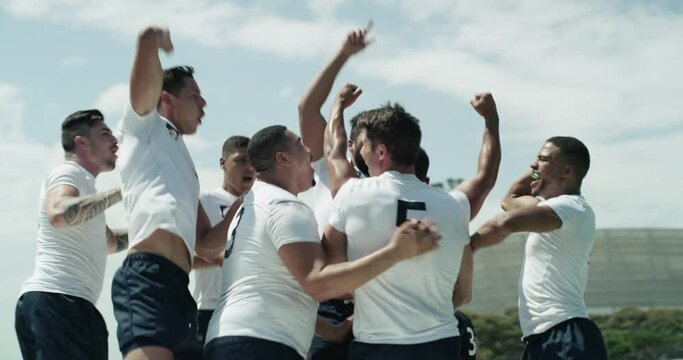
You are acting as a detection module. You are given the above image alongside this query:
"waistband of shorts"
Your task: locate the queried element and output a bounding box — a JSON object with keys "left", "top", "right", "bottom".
{"left": 523, "top": 317, "right": 590, "bottom": 343}
{"left": 123, "top": 252, "right": 189, "bottom": 280}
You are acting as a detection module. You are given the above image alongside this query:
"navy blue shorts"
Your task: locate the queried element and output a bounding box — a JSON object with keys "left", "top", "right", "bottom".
{"left": 455, "top": 311, "right": 477, "bottom": 360}
{"left": 309, "top": 299, "right": 354, "bottom": 360}
{"left": 195, "top": 309, "right": 214, "bottom": 345}
{"left": 111, "top": 252, "right": 200, "bottom": 357}
{"left": 204, "top": 336, "right": 302, "bottom": 360}
{"left": 522, "top": 317, "right": 607, "bottom": 360}
{"left": 349, "top": 336, "right": 461, "bottom": 360}
{"left": 15, "top": 291, "right": 108, "bottom": 360}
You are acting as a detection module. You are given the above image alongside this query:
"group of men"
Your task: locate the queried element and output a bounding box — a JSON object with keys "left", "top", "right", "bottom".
{"left": 15, "top": 23, "right": 608, "bottom": 360}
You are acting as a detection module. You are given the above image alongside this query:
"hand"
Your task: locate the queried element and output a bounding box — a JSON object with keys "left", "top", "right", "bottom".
{"left": 341, "top": 20, "right": 374, "bottom": 56}
{"left": 153, "top": 27, "right": 174, "bottom": 53}
{"left": 334, "top": 83, "right": 362, "bottom": 110}
{"left": 388, "top": 219, "right": 441, "bottom": 261}
{"left": 470, "top": 92, "right": 498, "bottom": 120}
{"left": 319, "top": 317, "right": 353, "bottom": 343}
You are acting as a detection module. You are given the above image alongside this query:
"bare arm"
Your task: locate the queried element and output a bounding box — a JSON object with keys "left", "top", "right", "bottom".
{"left": 456, "top": 93, "right": 501, "bottom": 220}
{"left": 45, "top": 186, "right": 122, "bottom": 228}
{"left": 325, "top": 84, "right": 363, "bottom": 197}
{"left": 299, "top": 22, "right": 373, "bottom": 161}
{"left": 195, "top": 198, "right": 244, "bottom": 265}
{"left": 315, "top": 316, "right": 353, "bottom": 343}
{"left": 106, "top": 227, "right": 128, "bottom": 254}
{"left": 470, "top": 206, "right": 562, "bottom": 252}
{"left": 279, "top": 219, "right": 440, "bottom": 302}
{"left": 130, "top": 27, "right": 173, "bottom": 115}
{"left": 452, "top": 244, "right": 473, "bottom": 308}
{"left": 501, "top": 170, "right": 539, "bottom": 211}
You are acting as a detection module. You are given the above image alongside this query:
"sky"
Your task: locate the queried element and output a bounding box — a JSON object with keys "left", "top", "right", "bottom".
{"left": 1, "top": 0, "right": 682, "bottom": 358}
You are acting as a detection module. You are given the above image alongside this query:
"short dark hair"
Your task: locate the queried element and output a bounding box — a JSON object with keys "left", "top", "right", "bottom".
{"left": 162, "top": 66, "right": 195, "bottom": 96}
{"left": 248, "top": 125, "right": 292, "bottom": 172}
{"left": 349, "top": 114, "right": 361, "bottom": 142}
{"left": 355, "top": 103, "right": 421, "bottom": 167}
{"left": 222, "top": 135, "right": 250, "bottom": 157}
{"left": 61, "top": 109, "right": 104, "bottom": 152}
{"left": 546, "top": 136, "right": 590, "bottom": 182}
{"left": 415, "top": 147, "right": 430, "bottom": 182}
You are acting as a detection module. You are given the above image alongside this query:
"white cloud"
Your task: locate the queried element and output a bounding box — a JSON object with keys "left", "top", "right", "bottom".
{"left": 94, "top": 83, "right": 128, "bottom": 127}
{"left": 60, "top": 55, "right": 87, "bottom": 68}
{"left": 0, "top": 84, "right": 25, "bottom": 141}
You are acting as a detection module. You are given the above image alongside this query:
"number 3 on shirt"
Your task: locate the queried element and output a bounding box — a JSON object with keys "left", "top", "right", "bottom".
{"left": 396, "top": 199, "right": 426, "bottom": 226}
{"left": 224, "top": 206, "right": 245, "bottom": 259}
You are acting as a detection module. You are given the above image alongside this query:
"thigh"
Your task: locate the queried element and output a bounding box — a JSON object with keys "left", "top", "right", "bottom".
{"left": 204, "top": 336, "right": 302, "bottom": 360}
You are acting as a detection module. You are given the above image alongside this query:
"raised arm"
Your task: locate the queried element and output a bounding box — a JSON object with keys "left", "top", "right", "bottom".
{"left": 130, "top": 27, "right": 174, "bottom": 115}
{"left": 455, "top": 93, "right": 501, "bottom": 220}
{"left": 279, "top": 219, "right": 440, "bottom": 302}
{"left": 470, "top": 206, "right": 561, "bottom": 252}
{"left": 325, "top": 83, "right": 363, "bottom": 197}
{"left": 45, "top": 186, "right": 122, "bottom": 228}
{"left": 298, "top": 22, "right": 373, "bottom": 161}
{"left": 501, "top": 170, "right": 539, "bottom": 211}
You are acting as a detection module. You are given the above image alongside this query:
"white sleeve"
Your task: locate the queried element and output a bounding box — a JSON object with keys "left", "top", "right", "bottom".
{"left": 267, "top": 201, "right": 320, "bottom": 249}
{"left": 327, "top": 178, "right": 356, "bottom": 233}
{"left": 45, "top": 165, "right": 84, "bottom": 194}
{"left": 117, "top": 101, "right": 158, "bottom": 138}
{"left": 541, "top": 196, "right": 584, "bottom": 229}
{"left": 448, "top": 189, "right": 472, "bottom": 223}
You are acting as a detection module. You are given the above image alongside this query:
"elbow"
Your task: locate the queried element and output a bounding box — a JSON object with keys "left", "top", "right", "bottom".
{"left": 303, "top": 282, "right": 336, "bottom": 303}
{"left": 47, "top": 213, "right": 67, "bottom": 229}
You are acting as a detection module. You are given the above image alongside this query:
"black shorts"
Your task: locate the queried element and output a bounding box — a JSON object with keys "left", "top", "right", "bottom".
{"left": 349, "top": 336, "right": 461, "bottom": 360}
{"left": 204, "top": 336, "right": 302, "bottom": 360}
{"left": 309, "top": 299, "right": 355, "bottom": 360}
{"left": 522, "top": 317, "right": 607, "bottom": 360}
{"left": 15, "top": 291, "right": 108, "bottom": 360}
{"left": 195, "top": 309, "right": 214, "bottom": 345}
{"left": 111, "top": 252, "right": 200, "bottom": 357}
{"left": 455, "top": 310, "right": 477, "bottom": 360}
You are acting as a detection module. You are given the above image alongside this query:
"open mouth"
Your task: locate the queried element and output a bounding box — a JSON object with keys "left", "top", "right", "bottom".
{"left": 243, "top": 176, "right": 254, "bottom": 182}
{"left": 531, "top": 170, "right": 541, "bottom": 180}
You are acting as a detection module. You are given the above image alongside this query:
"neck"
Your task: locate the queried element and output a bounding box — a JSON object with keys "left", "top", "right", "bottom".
{"left": 65, "top": 153, "right": 98, "bottom": 177}
{"left": 222, "top": 179, "right": 242, "bottom": 197}
{"left": 257, "top": 171, "right": 298, "bottom": 195}
{"left": 386, "top": 163, "right": 415, "bottom": 175}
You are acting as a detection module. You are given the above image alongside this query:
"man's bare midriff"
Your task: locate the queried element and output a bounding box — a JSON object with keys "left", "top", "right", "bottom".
{"left": 128, "top": 229, "right": 192, "bottom": 273}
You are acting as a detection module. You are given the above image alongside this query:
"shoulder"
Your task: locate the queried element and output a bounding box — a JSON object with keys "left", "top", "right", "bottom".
{"left": 540, "top": 194, "right": 594, "bottom": 225}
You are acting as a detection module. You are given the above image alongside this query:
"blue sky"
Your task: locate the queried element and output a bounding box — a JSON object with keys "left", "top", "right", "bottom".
{"left": 1, "top": 0, "right": 682, "bottom": 358}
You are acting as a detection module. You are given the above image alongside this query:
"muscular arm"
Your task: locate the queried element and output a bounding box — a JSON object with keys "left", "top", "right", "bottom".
{"left": 456, "top": 93, "right": 501, "bottom": 220}
{"left": 280, "top": 220, "right": 439, "bottom": 302}
{"left": 106, "top": 227, "right": 129, "bottom": 254}
{"left": 452, "top": 244, "right": 473, "bottom": 308}
{"left": 470, "top": 205, "right": 562, "bottom": 252}
{"left": 45, "top": 185, "right": 122, "bottom": 228}
{"left": 195, "top": 198, "right": 244, "bottom": 266}
{"left": 325, "top": 84, "right": 362, "bottom": 197}
{"left": 130, "top": 27, "right": 173, "bottom": 115}
{"left": 501, "top": 171, "right": 539, "bottom": 211}
{"left": 299, "top": 23, "right": 372, "bottom": 161}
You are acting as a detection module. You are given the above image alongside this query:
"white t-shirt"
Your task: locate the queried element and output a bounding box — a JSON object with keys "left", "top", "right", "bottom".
{"left": 328, "top": 171, "right": 471, "bottom": 344}
{"left": 21, "top": 161, "right": 107, "bottom": 305}
{"left": 117, "top": 103, "right": 199, "bottom": 259}
{"left": 518, "top": 195, "right": 596, "bottom": 337}
{"left": 298, "top": 158, "right": 333, "bottom": 238}
{"left": 194, "top": 188, "right": 238, "bottom": 310}
{"left": 206, "top": 180, "right": 320, "bottom": 357}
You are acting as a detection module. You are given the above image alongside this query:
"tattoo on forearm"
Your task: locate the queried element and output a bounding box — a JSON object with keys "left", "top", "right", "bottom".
{"left": 63, "top": 188, "right": 122, "bottom": 226}
{"left": 115, "top": 233, "right": 129, "bottom": 252}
